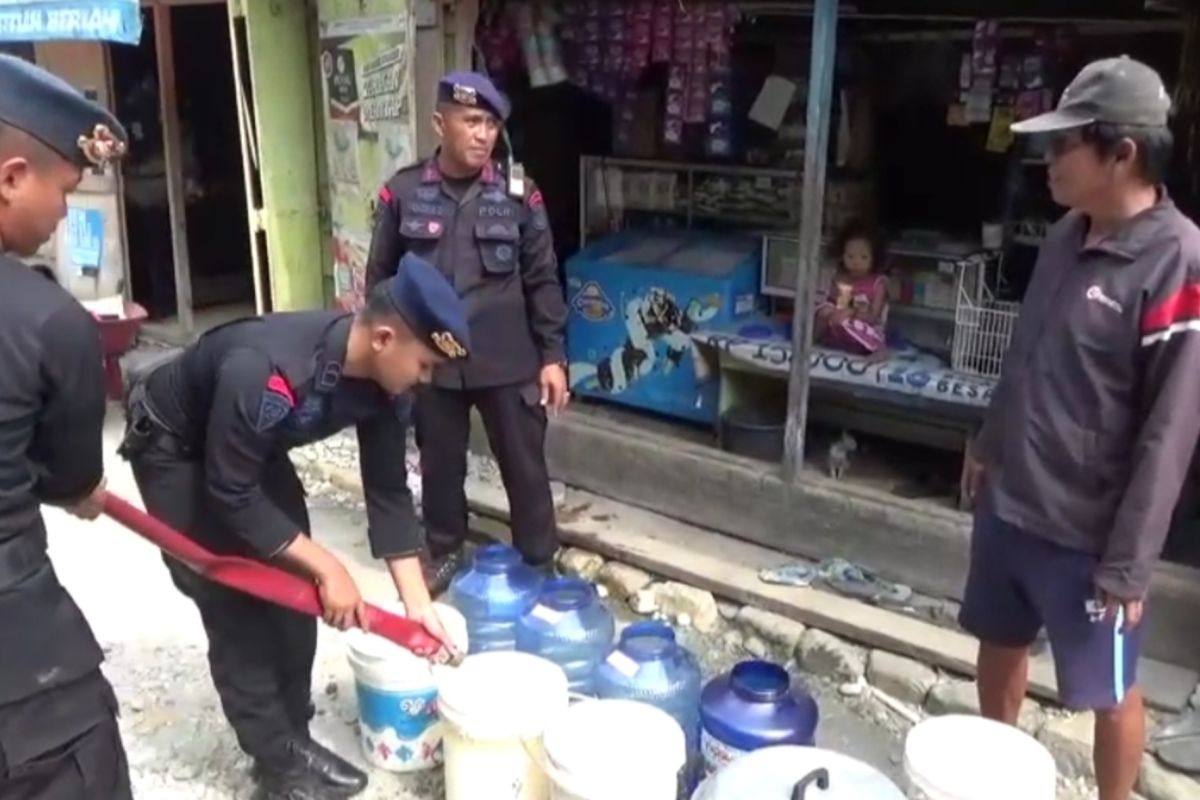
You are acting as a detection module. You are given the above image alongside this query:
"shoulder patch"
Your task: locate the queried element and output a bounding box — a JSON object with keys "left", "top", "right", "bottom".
{"left": 379, "top": 185, "right": 394, "bottom": 204}
{"left": 255, "top": 374, "right": 295, "bottom": 432}
{"left": 256, "top": 392, "right": 291, "bottom": 432}
{"left": 527, "top": 190, "right": 544, "bottom": 209}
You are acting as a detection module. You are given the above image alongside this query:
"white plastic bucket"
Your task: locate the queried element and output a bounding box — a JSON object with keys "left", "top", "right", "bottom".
{"left": 436, "top": 651, "right": 570, "bottom": 800}
{"left": 904, "top": 715, "right": 1057, "bottom": 800}
{"left": 345, "top": 601, "right": 467, "bottom": 772}
{"left": 690, "top": 745, "right": 906, "bottom": 800}
{"left": 539, "top": 698, "right": 686, "bottom": 800}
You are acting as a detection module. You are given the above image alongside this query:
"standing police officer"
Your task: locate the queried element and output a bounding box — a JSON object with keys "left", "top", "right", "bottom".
{"left": 0, "top": 56, "right": 131, "bottom": 799}
{"left": 121, "top": 255, "right": 469, "bottom": 800}
{"left": 366, "top": 71, "right": 569, "bottom": 592}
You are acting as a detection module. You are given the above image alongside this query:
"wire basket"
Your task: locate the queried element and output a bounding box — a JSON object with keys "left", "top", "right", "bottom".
{"left": 952, "top": 279, "right": 1019, "bottom": 379}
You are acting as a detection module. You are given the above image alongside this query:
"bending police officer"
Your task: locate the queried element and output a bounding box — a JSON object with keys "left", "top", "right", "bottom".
{"left": 120, "top": 254, "right": 468, "bottom": 800}
{"left": 0, "top": 55, "right": 131, "bottom": 800}
{"left": 366, "top": 71, "right": 569, "bottom": 593}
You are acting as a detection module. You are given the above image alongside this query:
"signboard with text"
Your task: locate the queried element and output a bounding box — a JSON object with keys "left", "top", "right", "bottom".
{"left": 0, "top": 0, "right": 142, "bottom": 44}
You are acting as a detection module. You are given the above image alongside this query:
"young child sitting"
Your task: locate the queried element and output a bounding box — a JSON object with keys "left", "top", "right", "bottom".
{"left": 814, "top": 220, "right": 888, "bottom": 355}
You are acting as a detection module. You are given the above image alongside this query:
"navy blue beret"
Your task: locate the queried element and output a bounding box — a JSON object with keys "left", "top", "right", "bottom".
{"left": 437, "top": 71, "right": 511, "bottom": 122}
{"left": 383, "top": 253, "right": 470, "bottom": 360}
{"left": 0, "top": 54, "right": 127, "bottom": 170}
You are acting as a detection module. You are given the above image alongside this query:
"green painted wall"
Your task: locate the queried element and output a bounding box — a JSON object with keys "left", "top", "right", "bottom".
{"left": 242, "top": 0, "right": 325, "bottom": 311}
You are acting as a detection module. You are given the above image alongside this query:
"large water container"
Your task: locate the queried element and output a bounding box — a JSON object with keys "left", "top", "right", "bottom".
{"left": 699, "top": 660, "right": 819, "bottom": 777}
{"left": 594, "top": 621, "right": 703, "bottom": 756}
{"left": 516, "top": 577, "right": 615, "bottom": 694}
{"left": 904, "top": 715, "right": 1056, "bottom": 800}
{"left": 446, "top": 544, "right": 544, "bottom": 653}
{"left": 691, "top": 745, "right": 906, "bottom": 800}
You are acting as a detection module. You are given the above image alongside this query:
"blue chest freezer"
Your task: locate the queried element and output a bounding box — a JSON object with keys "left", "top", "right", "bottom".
{"left": 565, "top": 231, "right": 761, "bottom": 425}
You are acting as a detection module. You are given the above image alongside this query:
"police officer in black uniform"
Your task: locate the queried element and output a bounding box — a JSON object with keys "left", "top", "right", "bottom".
{"left": 0, "top": 55, "right": 131, "bottom": 800}
{"left": 121, "top": 254, "right": 469, "bottom": 800}
{"left": 366, "top": 72, "right": 569, "bottom": 592}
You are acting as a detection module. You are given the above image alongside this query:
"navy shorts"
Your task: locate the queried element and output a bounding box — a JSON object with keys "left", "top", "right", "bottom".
{"left": 959, "top": 510, "right": 1142, "bottom": 711}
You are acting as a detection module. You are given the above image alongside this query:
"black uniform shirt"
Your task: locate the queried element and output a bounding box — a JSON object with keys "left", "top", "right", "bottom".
{"left": 0, "top": 255, "right": 107, "bottom": 704}
{"left": 365, "top": 158, "right": 567, "bottom": 389}
{"left": 144, "top": 311, "right": 421, "bottom": 560}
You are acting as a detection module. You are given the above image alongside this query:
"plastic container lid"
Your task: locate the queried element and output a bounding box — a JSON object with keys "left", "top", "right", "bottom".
{"left": 473, "top": 543, "right": 524, "bottom": 573}
{"left": 539, "top": 577, "right": 599, "bottom": 611}
{"left": 435, "top": 651, "right": 568, "bottom": 741}
{"left": 692, "top": 745, "right": 906, "bottom": 800}
{"left": 617, "top": 620, "right": 678, "bottom": 661}
{"left": 904, "top": 715, "right": 1056, "bottom": 800}
{"left": 544, "top": 699, "right": 686, "bottom": 781}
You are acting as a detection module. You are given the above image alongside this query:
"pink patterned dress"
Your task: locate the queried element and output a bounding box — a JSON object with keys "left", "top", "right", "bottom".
{"left": 814, "top": 273, "right": 889, "bottom": 355}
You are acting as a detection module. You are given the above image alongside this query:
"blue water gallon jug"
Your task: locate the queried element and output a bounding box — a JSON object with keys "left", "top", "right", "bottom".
{"left": 699, "top": 660, "right": 819, "bottom": 777}
{"left": 594, "top": 620, "right": 703, "bottom": 755}
{"left": 515, "top": 577, "right": 615, "bottom": 694}
{"left": 446, "top": 544, "right": 544, "bottom": 653}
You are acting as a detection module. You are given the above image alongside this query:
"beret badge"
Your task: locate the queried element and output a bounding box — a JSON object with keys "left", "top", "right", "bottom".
{"left": 431, "top": 330, "right": 467, "bottom": 359}
{"left": 77, "top": 124, "right": 126, "bottom": 167}
{"left": 451, "top": 84, "right": 478, "bottom": 106}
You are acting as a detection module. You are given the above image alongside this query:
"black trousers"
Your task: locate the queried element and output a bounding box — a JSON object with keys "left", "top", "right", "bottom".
{"left": 128, "top": 435, "right": 316, "bottom": 764}
{"left": 0, "top": 671, "right": 131, "bottom": 800}
{"left": 414, "top": 382, "right": 558, "bottom": 564}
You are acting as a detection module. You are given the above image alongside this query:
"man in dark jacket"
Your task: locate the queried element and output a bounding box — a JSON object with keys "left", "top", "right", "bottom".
{"left": 961, "top": 57, "right": 1200, "bottom": 800}
{"left": 366, "top": 71, "right": 569, "bottom": 592}
{"left": 0, "top": 55, "right": 131, "bottom": 799}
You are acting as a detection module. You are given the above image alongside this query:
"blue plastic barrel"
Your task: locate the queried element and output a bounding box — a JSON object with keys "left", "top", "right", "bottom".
{"left": 516, "top": 577, "right": 615, "bottom": 694}
{"left": 699, "top": 660, "right": 819, "bottom": 777}
{"left": 446, "top": 544, "right": 544, "bottom": 653}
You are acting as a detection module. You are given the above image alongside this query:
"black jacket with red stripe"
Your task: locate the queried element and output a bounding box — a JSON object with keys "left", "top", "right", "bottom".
{"left": 142, "top": 312, "right": 421, "bottom": 560}
{"left": 364, "top": 158, "right": 567, "bottom": 390}
{"left": 976, "top": 194, "right": 1200, "bottom": 600}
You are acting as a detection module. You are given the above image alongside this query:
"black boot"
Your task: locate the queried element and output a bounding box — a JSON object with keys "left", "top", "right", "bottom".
{"left": 255, "top": 738, "right": 367, "bottom": 798}
{"left": 423, "top": 548, "right": 466, "bottom": 597}
{"left": 289, "top": 738, "right": 368, "bottom": 796}
{"left": 252, "top": 772, "right": 328, "bottom": 800}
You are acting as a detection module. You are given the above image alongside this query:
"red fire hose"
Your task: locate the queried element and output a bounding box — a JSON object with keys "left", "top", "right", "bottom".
{"left": 102, "top": 494, "right": 446, "bottom": 658}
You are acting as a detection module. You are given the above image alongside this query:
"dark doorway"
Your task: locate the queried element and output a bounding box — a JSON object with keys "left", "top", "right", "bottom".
{"left": 111, "top": 3, "right": 253, "bottom": 321}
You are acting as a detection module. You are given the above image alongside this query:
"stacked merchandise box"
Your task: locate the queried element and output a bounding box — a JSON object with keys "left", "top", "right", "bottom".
{"left": 565, "top": 231, "right": 761, "bottom": 424}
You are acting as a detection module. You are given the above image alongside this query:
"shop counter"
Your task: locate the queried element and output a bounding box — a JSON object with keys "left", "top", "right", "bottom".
{"left": 691, "top": 322, "right": 999, "bottom": 506}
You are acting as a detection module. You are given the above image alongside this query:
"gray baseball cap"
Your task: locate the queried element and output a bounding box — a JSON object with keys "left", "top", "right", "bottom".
{"left": 1011, "top": 56, "right": 1171, "bottom": 134}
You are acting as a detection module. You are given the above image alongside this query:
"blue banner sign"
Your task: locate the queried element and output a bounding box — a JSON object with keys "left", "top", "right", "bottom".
{"left": 0, "top": 0, "right": 142, "bottom": 44}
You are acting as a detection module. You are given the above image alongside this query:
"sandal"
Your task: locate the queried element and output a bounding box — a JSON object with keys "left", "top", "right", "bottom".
{"left": 758, "top": 562, "right": 818, "bottom": 588}
{"left": 818, "top": 558, "right": 913, "bottom": 607}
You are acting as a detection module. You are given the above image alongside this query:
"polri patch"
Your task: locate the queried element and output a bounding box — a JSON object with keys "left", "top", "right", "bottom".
{"left": 256, "top": 391, "right": 292, "bottom": 431}
{"left": 256, "top": 374, "right": 295, "bottom": 432}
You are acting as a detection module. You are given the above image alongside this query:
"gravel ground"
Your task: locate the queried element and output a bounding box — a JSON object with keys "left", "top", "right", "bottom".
{"left": 42, "top": 416, "right": 1096, "bottom": 799}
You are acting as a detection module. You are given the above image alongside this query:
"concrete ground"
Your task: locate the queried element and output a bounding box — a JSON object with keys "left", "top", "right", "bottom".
{"left": 41, "top": 411, "right": 1091, "bottom": 798}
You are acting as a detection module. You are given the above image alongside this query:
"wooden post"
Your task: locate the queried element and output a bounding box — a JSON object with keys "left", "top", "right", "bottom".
{"left": 781, "top": 0, "right": 839, "bottom": 482}
{"left": 152, "top": 0, "right": 194, "bottom": 335}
